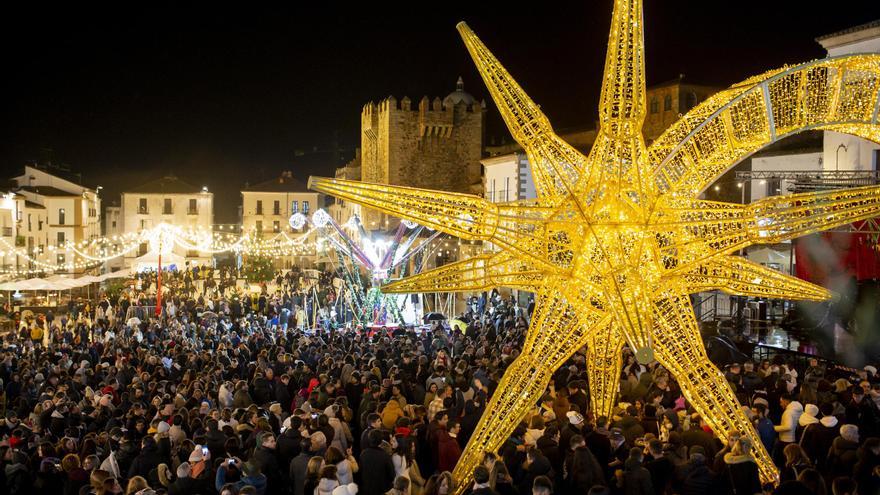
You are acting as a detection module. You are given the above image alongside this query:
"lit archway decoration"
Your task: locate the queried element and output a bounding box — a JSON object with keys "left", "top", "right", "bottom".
{"left": 310, "top": 0, "right": 880, "bottom": 487}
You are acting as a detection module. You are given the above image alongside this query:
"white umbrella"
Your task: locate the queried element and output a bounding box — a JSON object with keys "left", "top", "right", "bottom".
{"left": 127, "top": 317, "right": 142, "bottom": 327}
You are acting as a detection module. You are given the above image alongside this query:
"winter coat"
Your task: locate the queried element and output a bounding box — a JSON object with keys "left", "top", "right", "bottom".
{"left": 437, "top": 431, "right": 462, "bottom": 473}
{"left": 622, "top": 458, "right": 653, "bottom": 495}
{"left": 169, "top": 476, "right": 204, "bottom": 495}
{"left": 774, "top": 401, "right": 803, "bottom": 443}
{"left": 316, "top": 477, "right": 340, "bottom": 495}
{"left": 5, "top": 463, "right": 32, "bottom": 495}
{"left": 565, "top": 445, "right": 604, "bottom": 493}
{"left": 290, "top": 452, "right": 311, "bottom": 495}
{"left": 233, "top": 388, "right": 254, "bottom": 408}
{"left": 681, "top": 464, "right": 715, "bottom": 495}
{"left": 359, "top": 446, "right": 395, "bottom": 495}
{"left": 335, "top": 459, "right": 356, "bottom": 485}
{"left": 800, "top": 415, "right": 838, "bottom": 468}
{"left": 827, "top": 436, "right": 859, "bottom": 479}
{"left": 128, "top": 443, "right": 165, "bottom": 480}
{"left": 252, "top": 446, "right": 285, "bottom": 494}
{"left": 381, "top": 400, "right": 404, "bottom": 430}
{"left": 722, "top": 453, "right": 761, "bottom": 495}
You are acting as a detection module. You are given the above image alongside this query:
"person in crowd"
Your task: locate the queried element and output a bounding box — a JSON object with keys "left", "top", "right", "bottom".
{"left": 1, "top": 265, "right": 878, "bottom": 495}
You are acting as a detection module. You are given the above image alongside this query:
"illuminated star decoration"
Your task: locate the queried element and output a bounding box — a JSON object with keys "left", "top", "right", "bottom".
{"left": 310, "top": 0, "right": 880, "bottom": 487}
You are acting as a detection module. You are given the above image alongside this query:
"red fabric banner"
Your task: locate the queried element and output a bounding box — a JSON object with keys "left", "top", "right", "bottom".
{"left": 794, "top": 228, "right": 880, "bottom": 284}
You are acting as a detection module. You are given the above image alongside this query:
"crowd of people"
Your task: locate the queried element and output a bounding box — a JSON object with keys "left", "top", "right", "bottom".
{"left": 0, "top": 266, "right": 879, "bottom": 495}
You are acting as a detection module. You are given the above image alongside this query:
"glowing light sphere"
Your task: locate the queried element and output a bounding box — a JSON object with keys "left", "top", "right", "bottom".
{"left": 288, "top": 213, "right": 307, "bottom": 230}
{"left": 311, "top": 209, "right": 331, "bottom": 228}
{"left": 309, "top": 0, "right": 880, "bottom": 489}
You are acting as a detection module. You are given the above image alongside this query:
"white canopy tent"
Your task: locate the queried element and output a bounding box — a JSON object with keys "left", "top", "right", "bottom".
{"left": 133, "top": 251, "right": 185, "bottom": 272}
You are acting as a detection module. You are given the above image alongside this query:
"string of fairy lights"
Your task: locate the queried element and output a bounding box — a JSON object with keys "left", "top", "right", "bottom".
{"left": 0, "top": 209, "right": 466, "bottom": 278}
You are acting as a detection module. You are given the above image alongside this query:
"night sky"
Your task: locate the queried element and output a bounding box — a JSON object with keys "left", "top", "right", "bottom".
{"left": 1, "top": 2, "right": 877, "bottom": 222}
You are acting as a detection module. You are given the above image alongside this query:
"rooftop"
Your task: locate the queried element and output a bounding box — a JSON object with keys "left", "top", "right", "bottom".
{"left": 17, "top": 185, "right": 78, "bottom": 197}
{"left": 243, "top": 172, "right": 310, "bottom": 193}
{"left": 816, "top": 19, "right": 880, "bottom": 42}
{"left": 125, "top": 175, "right": 204, "bottom": 195}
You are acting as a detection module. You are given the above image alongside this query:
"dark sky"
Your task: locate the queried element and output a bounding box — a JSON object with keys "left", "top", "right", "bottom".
{"left": 1, "top": 2, "right": 877, "bottom": 222}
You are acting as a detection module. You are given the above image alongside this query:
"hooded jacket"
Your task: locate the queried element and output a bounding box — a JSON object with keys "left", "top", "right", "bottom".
{"left": 316, "top": 478, "right": 340, "bottom": 495}
{"left": 800, "top": 415, "right": 839, "bottom": 467}
{"left": 774, "top": 400, "right": 803, "bottom": 442}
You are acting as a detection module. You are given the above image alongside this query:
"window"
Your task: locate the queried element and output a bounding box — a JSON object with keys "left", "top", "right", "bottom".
{"left": 57, "top": 254, "right": 65, "bottom": 265}
{"left": 188, "top": 199, "right": 198, "bottom": 215}
{"left": 256, "top": 200, "right": 263, "bottom": 215}
{"left": 163, "top": 198, "right": 173, "bottom": 214}
{"left": 273, "top": 200, "right": 280, "bottom": 215}
{"left": 663, "top": 95, "right": 672, "bottom": 111}
{"left": 27, "top": 214, "right": 32, "bottom": 231}
{"left": 273, "top": 220, "right": 280, "bottom": 233}
{"left": 57, "top": 231, "right": 65, "bottom": 247}
{"left": 139, "top": 198, "right": 148, "bottom": 214}
{"left": 256, "top": 220, "right": 263, "bottom": 232}
{"left": 650, "top": 97, "right": 659, "bottom": 114}
{"left": 685, "top": 92, "right": 697, "bottom": 110}
{"left": 139, "top": 243, "right": 148, "bottom": 256}
{"left": 291, "top": 201, "right": 298, "bottom": 213}
{"left": 58, "top": 208, "right": 66, "bottom": 225}
{"left": 767, "top": 179, "right": 781, "bottom": 197}
{"left": 303, "top": 201, "right": 310, "bottom": 214}
{"left": 38, "top": 219, "right": 43, "bottom": 231}
{"left": 111, "top": 221, "right": 117, "bottom": 229}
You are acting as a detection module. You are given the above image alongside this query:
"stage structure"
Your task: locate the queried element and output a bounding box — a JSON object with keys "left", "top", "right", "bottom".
{"left": 310, "top": 0, "right": 880, "bottom": 486}
{"left": 290, "top": 210, "right": 441, "bottom": 326}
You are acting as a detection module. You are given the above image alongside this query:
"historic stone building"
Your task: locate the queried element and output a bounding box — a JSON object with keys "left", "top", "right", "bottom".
{"left": 359, "top": 78, "right": 485, "bottom": 228}
{"left": 642, "top": 76, "right": 721, "bottom": 141}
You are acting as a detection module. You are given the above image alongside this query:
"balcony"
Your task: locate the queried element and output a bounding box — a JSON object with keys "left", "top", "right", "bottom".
{"left": 2, "top": 227, "right": 11, "bottom": 237}
{"left": 188, "top": 208, "right": 198, "bottom": 215}
{"left": 138, "top": 207, "right": 149, "bottom": 214}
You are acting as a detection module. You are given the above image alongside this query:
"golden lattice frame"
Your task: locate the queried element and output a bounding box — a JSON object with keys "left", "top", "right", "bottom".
{"left": 311, "top": 0, "right": 880, "bottom": 488}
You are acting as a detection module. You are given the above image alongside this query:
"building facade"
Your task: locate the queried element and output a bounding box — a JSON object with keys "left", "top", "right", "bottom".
{"left": 9, "top": 165, "right": 101, "bottom": 275}
{"left": 817, "top": 20, "right": 880, "bottom": 173}
{"left": 241, "top": 171, "right": 321, "bottom": 268}
{"left": 120, "top": 175, "right": 214, "bottom": 270}
{"left": 359, "top": 78, "right": 484, "bottom": 228}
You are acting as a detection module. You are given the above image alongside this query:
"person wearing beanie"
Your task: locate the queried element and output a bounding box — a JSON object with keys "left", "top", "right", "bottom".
{"left": 801, "top": 402, "right": 840, "bottom": 470}
{"left": 828, "top": 424, "right": 860, "bottom": 480}
{"left": 189, "top": 444, "right": 211, "bottom": 480}
{"left": 796, "top": 403, "right": 820, "bottom": 442}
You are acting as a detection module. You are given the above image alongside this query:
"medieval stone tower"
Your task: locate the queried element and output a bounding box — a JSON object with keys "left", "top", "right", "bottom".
{"left": 359, "top": 78, "right": 485, "bottom": 228}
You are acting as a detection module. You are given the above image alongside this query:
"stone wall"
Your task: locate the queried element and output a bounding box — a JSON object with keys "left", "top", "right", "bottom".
{"left": 360, "top": 94, "right": 484, "bottom": 227}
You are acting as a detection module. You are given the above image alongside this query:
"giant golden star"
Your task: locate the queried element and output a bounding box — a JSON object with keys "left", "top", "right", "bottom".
{"left": 311, "top": 0, "right": 880, "bottom": 486}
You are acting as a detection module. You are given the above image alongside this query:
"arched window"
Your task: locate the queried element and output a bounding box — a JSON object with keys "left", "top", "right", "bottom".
{"left": 663, "top": 95, "right": 673, "bottom": 111}
{"left": 649, "top": 98, "right": 659, "bottom": 114}
{"left": 686, "top": 92, "right": 698, "bottom": 110}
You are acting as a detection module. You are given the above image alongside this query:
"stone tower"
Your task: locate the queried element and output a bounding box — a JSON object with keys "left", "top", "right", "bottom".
{"left": 360, "top": 78, "right": 485, "bottom": 228}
